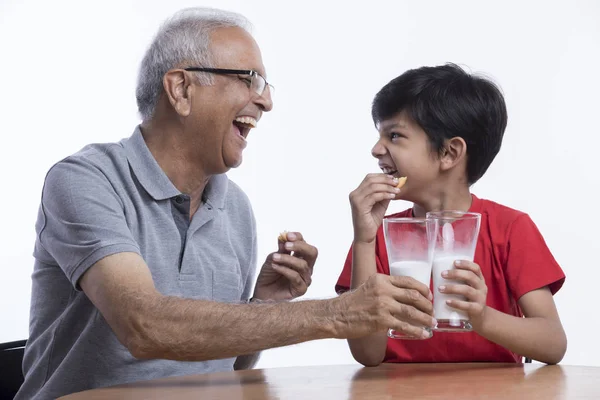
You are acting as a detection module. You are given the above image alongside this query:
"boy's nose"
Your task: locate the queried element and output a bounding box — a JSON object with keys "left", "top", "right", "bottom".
{"left": 371, "top": 140, "right": 386, "bottom": 158}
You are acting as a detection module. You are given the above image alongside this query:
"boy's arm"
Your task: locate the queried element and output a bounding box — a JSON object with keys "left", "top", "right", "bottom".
{"left": 347, "top": 242, "right": 391, "bottom": 366}
{"left": 442, "top": 213, "right": 566, "bottom": 364}
{"left": 348, "top": 241, "right": 434, "bottom": 366}
{"left": 345, "top": 174, "right": 435, "bottom": 366}
{"left": 477, "top": 287, "right": 566, "bottom": 364}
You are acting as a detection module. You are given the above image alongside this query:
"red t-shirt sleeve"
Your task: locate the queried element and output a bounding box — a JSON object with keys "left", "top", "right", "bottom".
{"left": 505, "top": 214, "right": 565, "bottom": 299}
{"left": 335, "top": 226, "right": 389, "bottom": 294}
{"left": 335, "top": 246, "right": 354, "bottom": 294}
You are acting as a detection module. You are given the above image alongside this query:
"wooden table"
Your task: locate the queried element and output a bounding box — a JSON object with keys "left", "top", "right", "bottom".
{"left": 60, "top": 363, "right": 600, "bottom": 399}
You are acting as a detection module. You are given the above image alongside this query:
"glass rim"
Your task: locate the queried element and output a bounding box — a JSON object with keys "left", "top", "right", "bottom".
{"left": 425, "top": 210, "right": 481, "bottom": 220}
{"left": 384, "top": 217, "right": 428, "bottom": 223}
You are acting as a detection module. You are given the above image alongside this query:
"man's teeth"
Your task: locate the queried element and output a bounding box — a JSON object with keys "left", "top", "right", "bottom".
{"left": 382, "top": 169, "right": 397, "bottom": 174}
{"left": 234, "top": 116, "right": 257, "bottom": 128}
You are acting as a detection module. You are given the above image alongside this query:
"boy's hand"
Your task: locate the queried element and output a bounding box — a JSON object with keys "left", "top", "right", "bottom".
{"left": 438, "top": 260, "right": 488, "bottom": 331}
{"left": 349, "top": 173, "right": 401, "bottom": 244}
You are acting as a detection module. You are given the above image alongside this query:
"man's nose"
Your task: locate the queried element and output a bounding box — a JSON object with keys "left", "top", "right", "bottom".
{"left": 254, "top": 88, "right": 273, "bottom": 112}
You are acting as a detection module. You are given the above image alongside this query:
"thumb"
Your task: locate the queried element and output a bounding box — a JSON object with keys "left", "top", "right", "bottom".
{"left": 277, "top": 233, "right": 292, "bottom": 254}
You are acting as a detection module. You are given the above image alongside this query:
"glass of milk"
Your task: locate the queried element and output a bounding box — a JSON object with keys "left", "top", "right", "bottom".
{"left": 426, "top": 211, "right": 481, "bottom": 332}
{"left": 383, "top": 217, "right": 436, "bottom": 339}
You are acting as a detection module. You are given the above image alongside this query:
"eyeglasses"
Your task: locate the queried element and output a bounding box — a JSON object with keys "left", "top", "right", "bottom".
{"left": 184, "top": 67, "right": 273, "bottom": 97}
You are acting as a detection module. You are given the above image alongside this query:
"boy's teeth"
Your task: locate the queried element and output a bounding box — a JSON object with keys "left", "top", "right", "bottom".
{"left": 234, "top": 116, "right": 257, "bottom": 127}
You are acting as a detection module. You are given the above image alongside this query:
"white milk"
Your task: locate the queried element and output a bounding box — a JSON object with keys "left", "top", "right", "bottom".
{"left": 389, "top": 261, "right": 432, "bottom": 286}
{"left": 432, "top": 255, "right": 470, "bottom": 323}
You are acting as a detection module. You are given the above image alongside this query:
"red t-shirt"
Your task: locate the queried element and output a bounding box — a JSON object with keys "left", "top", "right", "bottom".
{"left": 335, "top": 194, "right": 565, "bottom": 363}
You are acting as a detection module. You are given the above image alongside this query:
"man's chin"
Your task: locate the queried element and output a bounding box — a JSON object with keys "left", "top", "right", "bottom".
{"left": 224, "top": 156, "right": 243, "bottom": 170}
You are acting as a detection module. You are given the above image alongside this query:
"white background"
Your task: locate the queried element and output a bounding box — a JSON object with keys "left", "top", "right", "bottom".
{"left": 1, "top": 0, "right": 599, "bottom": 368}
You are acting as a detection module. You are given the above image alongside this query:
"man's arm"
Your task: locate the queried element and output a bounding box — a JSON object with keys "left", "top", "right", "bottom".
{"left": 81, "top": 252, "right": 338, "bottom": 361}
{"left": 81, "top": 251, "right": 436, "bottom": 361}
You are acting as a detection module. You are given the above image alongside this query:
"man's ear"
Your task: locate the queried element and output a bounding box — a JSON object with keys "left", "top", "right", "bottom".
{"left": 439, "top": 136, "right": 467, "bottom": 172}
{"left": 163, "top": 69, "right": 194, "bottom": 117}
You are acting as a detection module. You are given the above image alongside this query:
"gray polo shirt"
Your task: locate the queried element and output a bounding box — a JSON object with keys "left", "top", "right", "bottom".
{"left": 17, "top": 127, "right": 257, "bottom": 400}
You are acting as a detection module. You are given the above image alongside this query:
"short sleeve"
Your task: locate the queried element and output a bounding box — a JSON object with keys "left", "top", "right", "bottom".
{"left": 35, "top": 157, "right": 140, "bottom": 289}
{"left": 335, "top": 246, "right": 354, "bottom": 294}
{"left": 505, "top": 214, "right": 565, "bottom": 299}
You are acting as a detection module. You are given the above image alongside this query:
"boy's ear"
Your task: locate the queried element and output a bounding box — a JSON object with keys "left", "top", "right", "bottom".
{"left": 439, "top": 136, "right": 467, "bottom": 172}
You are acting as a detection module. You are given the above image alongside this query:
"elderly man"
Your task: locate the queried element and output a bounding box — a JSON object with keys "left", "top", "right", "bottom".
{"left": 17, "top": 7, "right": 436, "bottom": 399}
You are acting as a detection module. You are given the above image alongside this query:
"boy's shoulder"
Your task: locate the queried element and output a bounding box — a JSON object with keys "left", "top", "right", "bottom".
{"left": 474, "top": 195, "right": 532, "bottom": 233}
{"left": 476, "top": 195, "right": 526, "bottom": 218}
{"left": 383, "top": 196, "right": 533, "bottom": 230}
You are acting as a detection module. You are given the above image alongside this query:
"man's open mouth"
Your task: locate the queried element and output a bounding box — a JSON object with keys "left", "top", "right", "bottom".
{"left": 233, "top": 116, "right": 257, "bottom": 139}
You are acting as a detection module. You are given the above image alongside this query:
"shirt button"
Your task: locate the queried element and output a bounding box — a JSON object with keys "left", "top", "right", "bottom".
{"left": 175, "top": 196, "right": 184, "bottom": 204}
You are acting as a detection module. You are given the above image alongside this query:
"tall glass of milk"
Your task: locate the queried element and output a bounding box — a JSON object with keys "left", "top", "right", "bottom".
{"left": 383, "top": 217, "right": 436, "bottom": 339}
{"left": 426, "top": 211, "right": 481, "bottom": 332}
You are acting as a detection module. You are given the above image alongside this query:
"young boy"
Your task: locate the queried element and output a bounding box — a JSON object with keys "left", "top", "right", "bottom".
{"left": 336, "top": 64, "right": 566, "bottom": 365}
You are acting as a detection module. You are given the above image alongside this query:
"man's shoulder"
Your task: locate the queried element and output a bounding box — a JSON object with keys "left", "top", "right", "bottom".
{"left": 46, "top": 140, "right": 128, "bottom": 185}
{"left": 225, "top": 179, "right": 252, "bottom": 207}
{"left": 62, "top": 140, "right": 127, "bottom": 170}
{"left": 222, "top": 178, "right": 255, "bottom": 229}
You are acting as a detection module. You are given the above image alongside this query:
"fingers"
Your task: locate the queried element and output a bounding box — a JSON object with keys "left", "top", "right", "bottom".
{"left": 270, "top": 264, "right": 308, "bottom": 296}
{"left": 354, "top": 175, "right": 401, "bottom": 196}
{"left": 361, "top": 173, "right": 400, "bottom": 187}
{"left": 441, "top": 262, "right": 485, "bottom": 289}
{"left": 276, "top": 232, "right": 319, "bottom": 268}
{"left": 452, "top": 260, "right": 484, "bottom": 279}
{"left": 391, "top": 285, "right": 434, "bottom": 316}
{"left": 351, "top": 174, "right": 401, "bottom": 202}
{"left": 389, "top": 275, "right": 433, "bottom": 301}
{"left": 438, "top": 283, "right": 481, "bottom": 302}
{"left": 389, "top": 300, "right": 436, "bottom": 328}
{"left": 358, "top": 183, "right": 400, "bottom": 197}
{"left": 271, "top": 252, "right": 312, "bottom": 286}
{"left": 363, "top": 190, "right": 400, "bottom": 206}
{"left": 388, "top": 319, "right": 432, "bottom": 339}
{"left": 380, "top": 275, "right": 437, "bottom": 335}
{"left": 444, "top": 298, "right": 486, "bottom": 315}
{"left": 438, "top": 261, "right": 487, "bottom": 316}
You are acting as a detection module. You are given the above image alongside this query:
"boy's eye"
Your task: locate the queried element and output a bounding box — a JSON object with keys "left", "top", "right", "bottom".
{"left": 390, "top": 132, "right": 402, "bottom": 140}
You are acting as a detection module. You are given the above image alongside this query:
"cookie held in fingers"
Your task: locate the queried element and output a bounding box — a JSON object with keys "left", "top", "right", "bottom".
{"left": 396, "top": 176, "right": 407, "bottom": 189}
{"left": 278, "top": 231, "right": 288, "bottom": 242}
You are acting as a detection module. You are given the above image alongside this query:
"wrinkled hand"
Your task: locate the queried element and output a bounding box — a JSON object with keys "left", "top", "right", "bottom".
{"left": 349, "top": 174, "right": 401, "bottom": 244}
{"left": 253, "top": 232, "right": 318, "bottom": 301}
{"left": 438, "top": 260, "right": 488, "bottom": 331}
{"left": 333, "top": 274, "right": 436, "bottom": 339}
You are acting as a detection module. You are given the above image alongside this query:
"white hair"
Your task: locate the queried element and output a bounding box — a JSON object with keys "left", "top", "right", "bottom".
{"left": 135, "top": 7, "right": 253, "bottom": 121}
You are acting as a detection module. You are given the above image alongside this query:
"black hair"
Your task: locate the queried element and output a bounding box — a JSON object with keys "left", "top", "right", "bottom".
{"left": 372, "top": 63, "right": 507, "bottom": 184}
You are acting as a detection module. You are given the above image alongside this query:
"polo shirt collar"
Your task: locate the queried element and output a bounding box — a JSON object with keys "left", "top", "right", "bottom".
{"left": 122, "top": 126, "right": 228, "bottom": 209}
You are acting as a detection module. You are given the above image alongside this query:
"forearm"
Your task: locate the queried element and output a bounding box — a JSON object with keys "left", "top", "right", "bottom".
{"left": 477, "top": 307, "right": 567, "bottom": 364}
{"left": 128, "top": 296, "right": 337, "bottom": 361}
{"left": 350, "top": 241, "right": 379, "bottom": 289}
{"left": 234, "top": 352, "right": 260, "bottom": 370}
{"left": 347, "top": 241, "right": 388, "bottom": 366}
